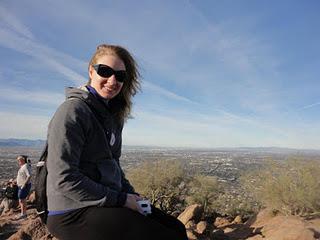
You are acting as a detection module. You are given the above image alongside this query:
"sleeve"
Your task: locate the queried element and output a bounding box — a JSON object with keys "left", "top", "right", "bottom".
{"left": 24, "top": 165, "right": 31, "bottom": 178}
{"left": 47, "top": 100, "right": 124, "bottom": 207}
{"left": 113, "top": 123, "right": 137, "bottom": 195}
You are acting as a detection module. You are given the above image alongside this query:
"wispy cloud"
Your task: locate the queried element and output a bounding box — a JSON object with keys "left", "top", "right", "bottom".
{"left": 0, "top": 88, "right": 64, "bottom": 106}
{"left": 143, "top": 81, "right": 199, "bottom": 105}
{"left": 0, "top": 28, "right": 87, "bottom": 85}
{"left": 0, "top": 5, "right": 35, "bottom": 40}
{"left": 0, "top": 4, "right": 199, "bottom": 107}
{"left": 301, "top": 102, "right": 320, "bottom": 110}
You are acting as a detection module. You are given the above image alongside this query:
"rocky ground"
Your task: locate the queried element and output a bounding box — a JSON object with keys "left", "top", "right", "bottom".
{"left": 179, "top": 204, "right": 320, "bottom": 240}
{"left": 1, "top": 193, "right": 320, "bottom": 240}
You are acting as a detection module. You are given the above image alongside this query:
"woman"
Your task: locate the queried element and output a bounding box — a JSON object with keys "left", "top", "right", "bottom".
{"left": 16, "top": 155, "right": 32, "bottom": 219}
{"left": 46, "top": 44, "right": 187, "bottom": 240}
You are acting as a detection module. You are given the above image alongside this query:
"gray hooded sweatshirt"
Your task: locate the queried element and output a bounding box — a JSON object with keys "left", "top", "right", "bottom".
{"left": 46, "top": 87, "right": 135, "bottom": 211}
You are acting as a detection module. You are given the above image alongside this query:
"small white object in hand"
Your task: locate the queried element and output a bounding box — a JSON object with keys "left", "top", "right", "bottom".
{"left": 137, "top": 200, "right": 152, "bottom": 215}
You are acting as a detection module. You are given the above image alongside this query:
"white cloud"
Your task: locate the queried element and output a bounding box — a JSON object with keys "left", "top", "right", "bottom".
{"left": 301, "top": 102, "right": 320, "bottom": 110}
{"left": 0, "top": 28, "right": 87, "bottom": 85}
{"left": 0, "top": 5, "right": 35, "bottom": 40}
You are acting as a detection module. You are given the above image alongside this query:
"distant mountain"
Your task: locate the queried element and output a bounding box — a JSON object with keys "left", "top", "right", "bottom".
{"left": 232, "top": 147, "right": 320, "bottom": 155}
{"left": 0, "top": 138, "right": 45, "bottom": 147}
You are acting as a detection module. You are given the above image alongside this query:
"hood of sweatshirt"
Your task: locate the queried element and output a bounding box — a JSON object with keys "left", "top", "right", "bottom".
{"left": 65, "top": 86, "right": 124, "bottom": 124}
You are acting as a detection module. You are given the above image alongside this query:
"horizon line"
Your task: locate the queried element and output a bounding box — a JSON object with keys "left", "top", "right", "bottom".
{"left": 0, "top": 138, "right": 319, "bottom": 152}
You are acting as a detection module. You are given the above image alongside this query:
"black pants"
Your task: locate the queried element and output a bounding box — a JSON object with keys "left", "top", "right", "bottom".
{"left": 47, "top": 206, "right": 187, "bottom": 240}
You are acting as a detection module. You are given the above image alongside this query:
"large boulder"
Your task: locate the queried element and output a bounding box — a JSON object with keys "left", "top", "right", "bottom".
{"left": 243, "top": 208, "right": 316, "bottom": 240}
{"left": 178, "top": 204, "right": 203, "bottom": 225}
{"left": 260, "top": 215, "right": 315, "bottom": 240}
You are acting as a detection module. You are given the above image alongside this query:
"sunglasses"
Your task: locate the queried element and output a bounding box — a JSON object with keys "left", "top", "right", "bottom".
{"left": 92, "top": 64, "right": 127, "bottom": 83}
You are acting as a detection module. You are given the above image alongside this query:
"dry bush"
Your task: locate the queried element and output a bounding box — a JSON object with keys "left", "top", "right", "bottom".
{"left": 210, "top": 189, "right": 260, "bottom": 218}
{"left": 242, "top": 158, "right": 320, "bottom": 216}
{"left": 186, "top": 175, "right": 222, "bottom": 215}
{"left": 127, "top": 160, "right": 190, "bottom": 213}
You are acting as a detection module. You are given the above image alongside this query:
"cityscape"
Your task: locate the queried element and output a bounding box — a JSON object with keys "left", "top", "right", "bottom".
{"left": 1, "top": 144, "right": 319, "bottom": 186}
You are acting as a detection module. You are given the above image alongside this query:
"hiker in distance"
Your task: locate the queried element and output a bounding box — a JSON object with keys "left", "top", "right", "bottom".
{"left": 46, "top": 44, "right": 187, "bottom": 240}
{"left": 16, "top": 155, "right": 32, "bottom": 219}
{"left": 0, "top": 178, "right": 18, "bottom": 216}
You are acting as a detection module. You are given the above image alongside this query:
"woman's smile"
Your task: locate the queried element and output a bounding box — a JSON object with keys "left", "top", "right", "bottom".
{"left": 89, "top": 55, "right": 125, "bottom": 99}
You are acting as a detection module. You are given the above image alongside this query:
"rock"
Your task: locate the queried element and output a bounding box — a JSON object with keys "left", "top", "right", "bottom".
{"left": 195, "top": 221, "right": 208, "bottom": 234}
{"left": 232, "top": 215, "right": 242, "bottom": 224}
{"left": 185, "top": 220, "right": 196, "bottom": 230}
{"left": 245, "top": 208, "right": 316, "bottom": 240}
{"left": 245, "top": 208, "right": 279, "bottom": 227}
{"left": 223, "top": 227, "right": 234, "bottom": 233}
{"left": 246, "top": 235, "right": 264, "bottom": 240}
{"left": 260, "top": 215, "right": 315, "bottom": 240}
{"left": 0, "top": 220, "right": 17, "bottom": 239}
{"left": 8, "top": 218, "right": 51, "bottom": 240}
{"left": 186, "top": 229, "right": 198, "bottom": 240}
{"left": 178, "top": 204, "right": 203, "bottom": 225}
{"left": 214, "top": 217, "right": 231, "bottom": 228}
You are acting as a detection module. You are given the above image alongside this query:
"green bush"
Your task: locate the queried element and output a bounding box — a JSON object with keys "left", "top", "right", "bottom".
{"left": 127, "top": 160, "right": 190, "bottom": 213}
{"left": 210, "top": 189, "right": 260, "bottom": 219}
{"left": 242, "top": 159, "right": 320, "bottom": 216}
{"left": 186, "top": 175, "right": 222, "bottom": 215}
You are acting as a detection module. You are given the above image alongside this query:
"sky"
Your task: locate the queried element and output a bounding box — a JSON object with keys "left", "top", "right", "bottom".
{"left": 0, "top": 0, "right": 319, "bottom": 149}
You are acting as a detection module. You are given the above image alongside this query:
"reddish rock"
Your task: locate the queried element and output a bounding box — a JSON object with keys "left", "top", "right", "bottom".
{"left": 186, "top": 229, "right": 198, "bottom": 240}
{"left": 242, "top": 208, "right": 317, "bottom": 240}
{"left": 185, "top": 220, "right": 196, "bottom": 230}
{"left": 232, "top": 215, "right": 242, "bottom": 224}
{"left": 260, "top": 215, "right": 315, "bottom": 240}
{"left": 178, "top": 204, "right": 203, "bottom": 225}
{"left": 223, "top": 227, "right": 234, "bottom": 234}
{"left": 214, "top": 217, "right": 231, "bottom": 228}
{"left": 8, "top": 218, "right": 51, "bottom": 240}
{"left": 195, "top": 221, "right": 208, "bottom": 234}
{"left": 247, "top": 235, "right": 264, "bottom": 240}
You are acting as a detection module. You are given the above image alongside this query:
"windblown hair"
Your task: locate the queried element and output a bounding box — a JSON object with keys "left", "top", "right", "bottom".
{"left": 17, "top": 155, "right": 28, "bottom": 163}
{"left": 88, "top": 44, "right": 141, "bottom": 122}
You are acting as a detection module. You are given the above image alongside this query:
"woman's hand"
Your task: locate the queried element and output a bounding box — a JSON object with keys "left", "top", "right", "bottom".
{"left": 124, "top": 193, "right": 144, "bottom": 214}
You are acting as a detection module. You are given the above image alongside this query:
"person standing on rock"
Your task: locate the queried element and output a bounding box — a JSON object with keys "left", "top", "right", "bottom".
{"left": 45, "top": 44, "right": 187, "bottom": 240}
{"left": 16, "top": 155, "right": 32, "bottom": 219}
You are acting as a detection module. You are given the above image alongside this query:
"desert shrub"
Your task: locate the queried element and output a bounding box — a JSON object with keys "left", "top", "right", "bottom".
{"left": 186, "top": 175, "right": 222, "bottom": 215}
{"left": 127, "top": 160, "right": 191, "bottom": 213}
{"left": 242, "top": 158, "right": 320, "bottom": 216}
{"left": 210, "top": 187, "right": 261, "bottom": 219}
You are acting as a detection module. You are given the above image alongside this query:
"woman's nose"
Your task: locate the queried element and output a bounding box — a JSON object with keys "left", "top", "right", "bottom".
{"left": 108, "top": 74, "right": 118, "bottom": 85}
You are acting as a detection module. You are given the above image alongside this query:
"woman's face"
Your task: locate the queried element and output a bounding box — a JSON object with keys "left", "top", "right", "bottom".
{"left": 17, "top": 158, "right": 25, "bottom": 166}
{"left": 89, "top": 54, "right": 125, "bottom": 99}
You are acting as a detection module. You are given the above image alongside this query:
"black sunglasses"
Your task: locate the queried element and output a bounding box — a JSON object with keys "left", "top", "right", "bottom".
{"left": 92, "top": 64, "right": 127, "bottom": 83}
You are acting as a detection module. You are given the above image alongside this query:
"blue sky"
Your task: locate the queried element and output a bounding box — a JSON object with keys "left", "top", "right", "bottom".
{"left": 0, "top": 0, "right": 319, "bottom": 149}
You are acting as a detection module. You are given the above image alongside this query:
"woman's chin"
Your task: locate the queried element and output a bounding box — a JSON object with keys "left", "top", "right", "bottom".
{"left": 100, "top": 90, "right": 116, "bottom": 100}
